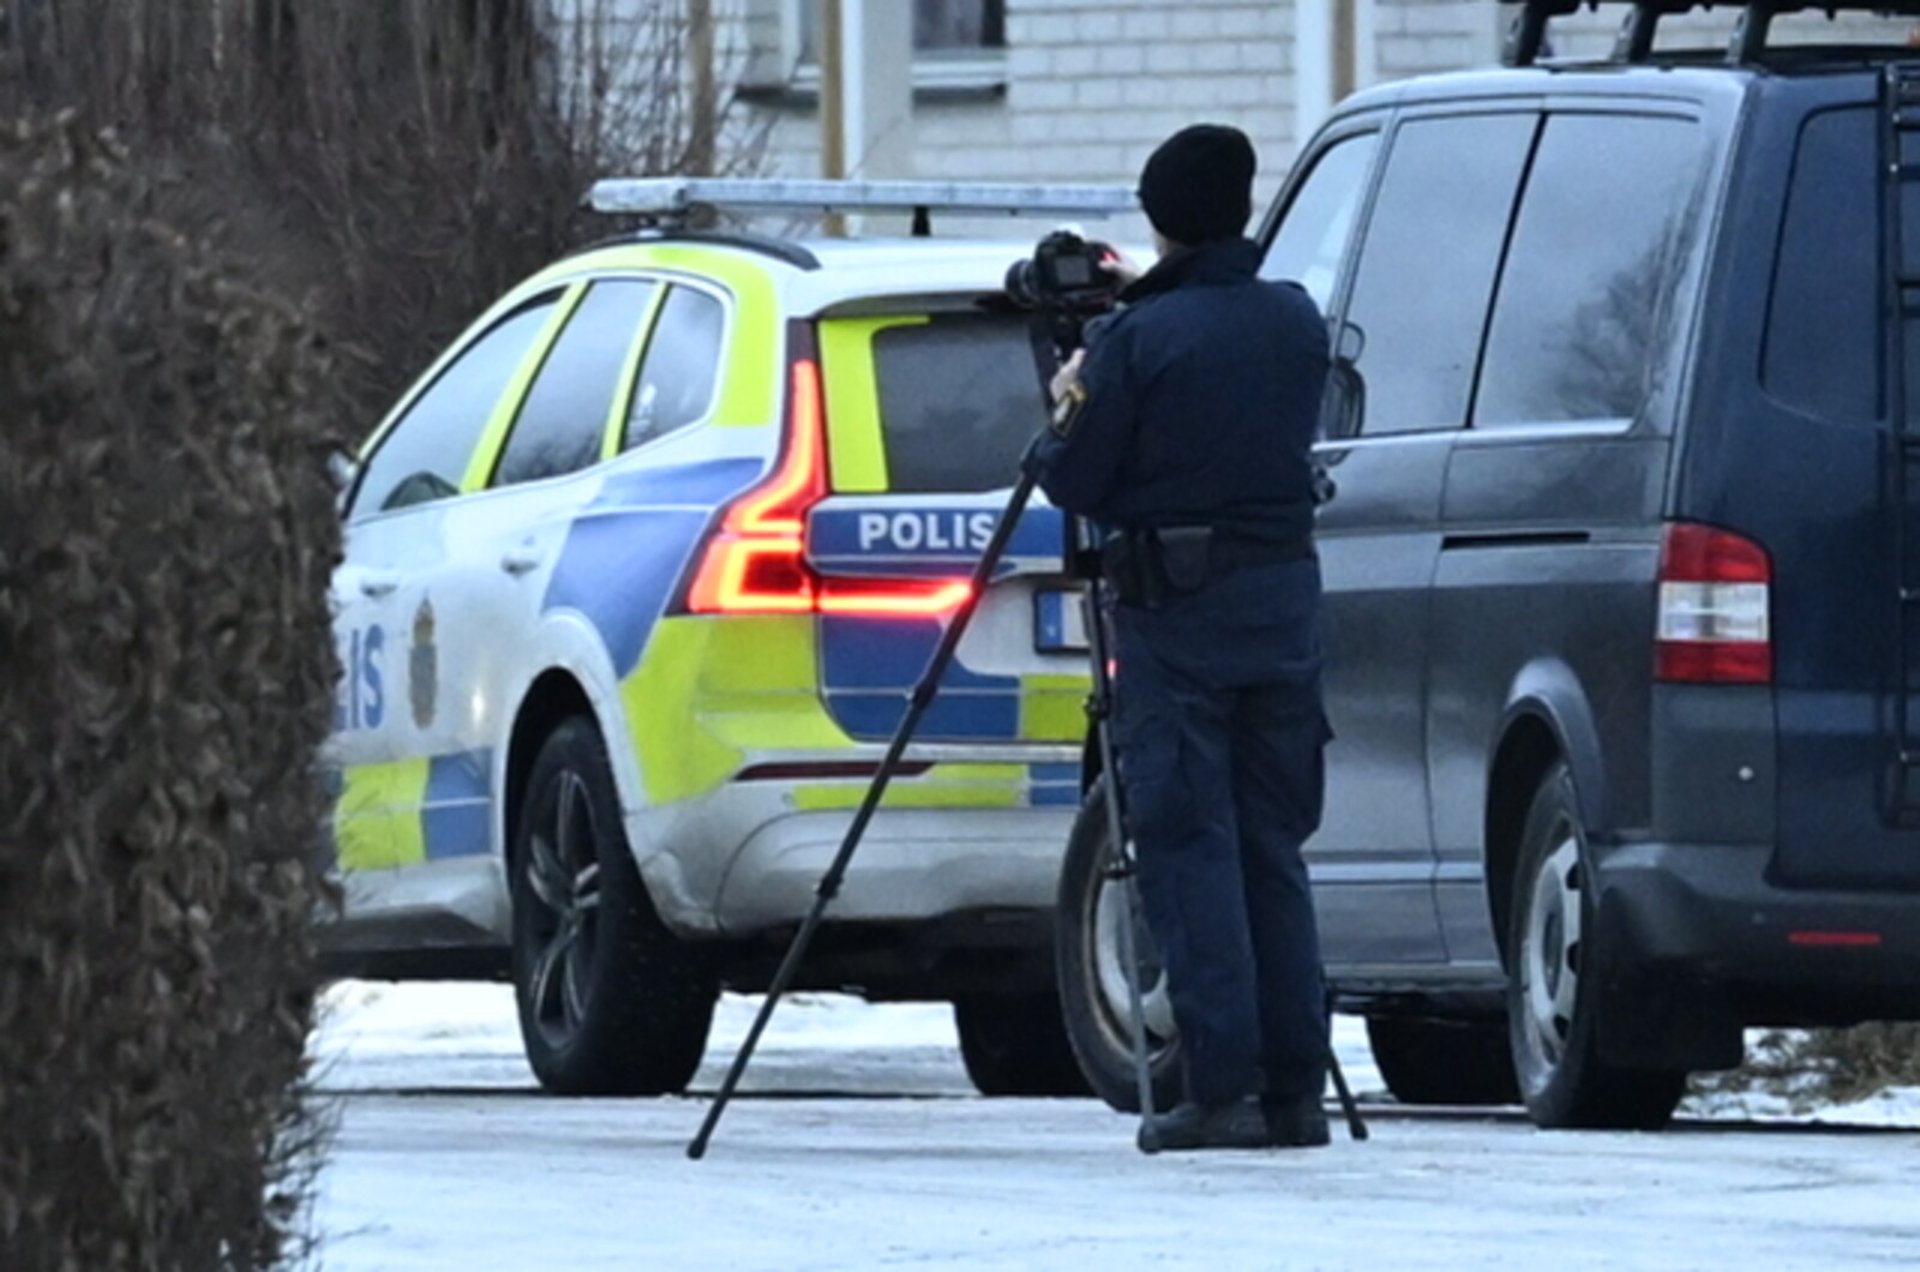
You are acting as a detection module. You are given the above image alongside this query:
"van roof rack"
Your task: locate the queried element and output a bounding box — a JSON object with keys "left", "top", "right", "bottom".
{"left": 1500, "top": 0, "right": 1920, "bottom": 68}
{"left": 588, "top": 177, "right": 1138, "bottom": 237}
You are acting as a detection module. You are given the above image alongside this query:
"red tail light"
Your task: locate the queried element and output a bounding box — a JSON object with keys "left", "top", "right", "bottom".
{"left": 1655, "top": 523, "right": 1772, "bottom": 685}
{"left": 684, "top": 346, "right": 972, "bottom": 618}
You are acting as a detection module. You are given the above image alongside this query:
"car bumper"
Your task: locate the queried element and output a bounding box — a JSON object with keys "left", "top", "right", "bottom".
{"left": 636, "top": 776, "right": 1078, "bottom": 938}
{"left": 1595, "top": 839, "right": 1920, "bottom": 1024}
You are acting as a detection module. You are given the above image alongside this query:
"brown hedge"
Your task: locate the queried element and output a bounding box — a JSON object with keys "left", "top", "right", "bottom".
{"left": 0, "top": 118, "right": 343, "bottom": 1272}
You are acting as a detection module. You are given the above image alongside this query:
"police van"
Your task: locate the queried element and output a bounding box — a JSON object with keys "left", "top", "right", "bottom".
{"left": 324, "top": 181, "right": 1127, "bottom": 1096}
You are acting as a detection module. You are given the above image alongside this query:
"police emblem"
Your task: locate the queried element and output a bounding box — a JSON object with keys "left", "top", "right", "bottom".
{"left": 410, "top": 598, "right": 437, "bottom": 729}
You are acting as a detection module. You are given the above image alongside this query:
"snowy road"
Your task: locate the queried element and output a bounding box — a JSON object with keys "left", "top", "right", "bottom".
{"left": 313, "top": 985, "right": 1919, "bottom": 1271}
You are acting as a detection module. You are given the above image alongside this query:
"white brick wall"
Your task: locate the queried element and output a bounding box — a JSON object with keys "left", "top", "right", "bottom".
{"left": 660, "top": 0, "right": 1920, "bottom": 243}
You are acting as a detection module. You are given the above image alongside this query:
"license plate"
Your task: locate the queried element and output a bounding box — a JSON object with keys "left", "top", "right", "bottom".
{"left": 1034, "top": 588, "right": 1089, "bottom": 653}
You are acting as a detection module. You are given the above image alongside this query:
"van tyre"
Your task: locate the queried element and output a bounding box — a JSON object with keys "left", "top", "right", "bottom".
{"left": 1054, "top": 778, "right": 1184, "bottom": 1113}
{"left": 953, "top": 993, "right": 1091, "bottom": 1097}
{"left": 1507, "top": 763, "right": 1686, "bottom": 1129}
{"left": 1365, "top": 1016, "right": 1519, "bottom": 1106}
{"left": 511, "top": 717, "right": 717, "bottom": 1095}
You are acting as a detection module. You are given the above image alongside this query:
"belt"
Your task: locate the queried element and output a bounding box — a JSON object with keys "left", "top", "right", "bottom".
{"left": 1099, "top": 525, "right": 1313, "bottom": 607}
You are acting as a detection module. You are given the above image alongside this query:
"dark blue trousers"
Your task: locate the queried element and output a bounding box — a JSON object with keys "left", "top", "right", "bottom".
{"left": 1109, "top": 557, "right": 1332, "bottom": 1107}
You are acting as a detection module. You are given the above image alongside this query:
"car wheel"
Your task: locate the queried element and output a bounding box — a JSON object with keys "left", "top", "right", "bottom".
{"left": 1507, "top": 762, "right": 1686, "bottom": 1129}
{"left": 952, "top": 992, "right": 1092, "bottom": 1097}
{"left": 1365, "top": 1015, "right": 1519, "bottom": 1106}
{"left": 1054, "top": 777, "right": 1184, "bottom": 1113}
{"left": 510, "top": 717, "right": 717, "bottom": 1095}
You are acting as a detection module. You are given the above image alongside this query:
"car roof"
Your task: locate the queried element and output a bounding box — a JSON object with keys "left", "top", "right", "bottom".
{"left": 554, "top": 235, "right": 1081, "bottom": 315}
{"left": 1332, "top": 61, "right": 1766, "bottom": 117}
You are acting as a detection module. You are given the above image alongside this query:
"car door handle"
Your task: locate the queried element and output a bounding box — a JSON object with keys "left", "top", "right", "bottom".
{"left": 500, "top": 548, "right": 543, "bottom": 576}
{"left": 358, "top": 572, "right": 401, "bottom": 598}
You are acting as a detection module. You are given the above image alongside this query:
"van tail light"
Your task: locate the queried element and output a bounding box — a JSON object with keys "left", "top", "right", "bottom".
{"left": 682, "top": 329, "right": 972, "bottom": 618}
{"left": 1655, "top": 523, "right": 1772, "bottom": 685}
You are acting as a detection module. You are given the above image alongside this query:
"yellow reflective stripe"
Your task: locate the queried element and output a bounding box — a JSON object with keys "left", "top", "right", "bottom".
{"left": 818, "top": 315, "right": 928, "bottom": 493}
{"left": 624, "top": 616, "right": 854, "bottom": 806}
{"left": 601, "top": 283, "right": 670, "bottom": 461}
{"left": 1019, "top": 672, "right": 1090, "bottom": 743}
{"left": 611, "top": 246, "right": 782, "bottom": 428}
{"left": 460, "top": 283, "right": 587, "bottom": 493}
{"left": 335, "top": 758, "right": 432, "bottom": 870}
{"left": 794, "top": 762, "right": 1024, "bottom": 811}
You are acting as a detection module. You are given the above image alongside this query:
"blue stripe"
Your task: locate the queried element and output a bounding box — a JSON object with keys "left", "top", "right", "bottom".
{"left": 423, "top": 749, "right": 493, "bottom": 860}
{"left": 819, "top": 615, "right": 1023, "bottom": 741}
{"left": 1029, "top": 762, "right": 1082, "bottom": 807}
{"left": 543, "top": 509, "right": 712, "bottom": 677}
{"left": 593, "top": 458, "right": 765, "bottom": 510}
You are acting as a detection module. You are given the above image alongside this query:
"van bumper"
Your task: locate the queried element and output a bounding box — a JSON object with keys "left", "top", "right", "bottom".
{"left": 1592, "top": 841, "right": 1920, "bottom": 1062}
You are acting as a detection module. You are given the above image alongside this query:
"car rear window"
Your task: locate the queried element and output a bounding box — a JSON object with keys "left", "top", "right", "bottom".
{"left": 871, "top": 314, "right": 1050, "bottom": 493}
{"left": 1764, "top": 106, "right": 1881, "bottom": 423}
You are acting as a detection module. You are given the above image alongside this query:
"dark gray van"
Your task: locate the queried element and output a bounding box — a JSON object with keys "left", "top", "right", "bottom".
{"left": 1056, "top": 0, "right": 1920, "bottom": 1129}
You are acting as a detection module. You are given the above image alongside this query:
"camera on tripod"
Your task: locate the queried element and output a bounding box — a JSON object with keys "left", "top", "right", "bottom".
{"left": 1004, "top": 228, "right": 1125, "bottom": 358}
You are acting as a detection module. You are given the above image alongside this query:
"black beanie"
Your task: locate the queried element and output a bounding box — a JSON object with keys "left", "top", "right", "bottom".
{"left": 1137, "top": 124, "right": 1256, "bottom": 246}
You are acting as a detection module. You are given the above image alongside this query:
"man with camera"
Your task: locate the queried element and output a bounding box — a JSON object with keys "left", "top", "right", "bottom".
{"left": 1035, "top": 125, "right": 1334, "bottom": 1153}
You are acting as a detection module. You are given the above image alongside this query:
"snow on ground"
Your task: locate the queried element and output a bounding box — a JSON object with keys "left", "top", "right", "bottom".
{"left": 312, "top": 983, "right": 1920, "bottom": 1271}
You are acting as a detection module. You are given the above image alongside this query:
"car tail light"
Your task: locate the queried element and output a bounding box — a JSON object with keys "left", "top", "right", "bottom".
{"left": 683, "top": 333, "right": 973, "bottom": 618}
{"left": 1655, "top": 522, "right": 1772, "bottom": 685}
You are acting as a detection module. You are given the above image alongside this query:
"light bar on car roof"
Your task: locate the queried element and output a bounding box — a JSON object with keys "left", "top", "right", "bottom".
{"left": 589, "top": 177, "right": 1139, "bottom": 220}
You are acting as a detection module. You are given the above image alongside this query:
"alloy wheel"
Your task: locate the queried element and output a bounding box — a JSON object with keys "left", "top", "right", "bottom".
{"left": 522, "top": 769, "right": 604, "bottom": 1049}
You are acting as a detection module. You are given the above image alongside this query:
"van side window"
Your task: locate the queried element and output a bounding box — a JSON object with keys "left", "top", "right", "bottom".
{"left": 1764, "top": 107, "right": 1879, "bottom": 423}
{"left": 1260, "top": 133, "right": 1379, "bottom": 311}
{"left": 353, "top": 294, "right": 560, "bottom": 520}
{"left": 1341, "top": 113, "right": 1535, "bottom": 435}
{"left": 1476, "top": 115, "right": 1704, "bottom": 427}
{"left": 627, "top": 286, "right": 726, "bottom": 450}
{"left": 495, "top": 280, "right": 660, "bottom": 487}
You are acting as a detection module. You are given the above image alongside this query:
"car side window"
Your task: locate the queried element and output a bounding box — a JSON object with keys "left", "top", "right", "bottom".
{"left": 352, "top": 295, "right": 559, "bottom": 519}
{"left": 1475, "top": 115, "right": 1705, "bottom": 427}
{"left": 494, "top": 280, "right": 660, "bottom": 488}
{"left": 626, "top": 285, "right": 726, "bottom": 450}
{"left": 1764, "top": 107, "right": 1879, "bottom": 424}
{"left": 1259, "top": 132, "right": 1380, "bottom": 312}
{"left": 1339, "top": 113, "right": 1536, "bottom": 435}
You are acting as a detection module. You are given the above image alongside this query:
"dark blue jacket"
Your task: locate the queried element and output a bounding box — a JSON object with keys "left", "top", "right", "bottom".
{"left": 1035, "top": 238, "right": 1328, "bottom": 542}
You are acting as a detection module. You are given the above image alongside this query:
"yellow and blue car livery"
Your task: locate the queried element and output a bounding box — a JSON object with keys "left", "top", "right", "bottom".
{"left": 323, "top": 236, "right": 1092, "bottom": 971}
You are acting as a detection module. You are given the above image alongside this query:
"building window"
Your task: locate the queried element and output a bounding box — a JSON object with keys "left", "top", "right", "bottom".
{"left": 798, "top": 0, "right": 1006, "bottom": 62}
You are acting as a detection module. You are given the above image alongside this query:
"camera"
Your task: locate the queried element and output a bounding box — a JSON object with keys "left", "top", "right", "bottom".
{"left": 1004, "top": 229, "right": 1123, "bottom": 312}
{"left": 1004, "top": 229, "right": 1125, "bottom": 360}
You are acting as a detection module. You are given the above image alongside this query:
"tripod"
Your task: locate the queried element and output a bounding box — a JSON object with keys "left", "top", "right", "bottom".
{"left": 687, "top": 443, "right": 1366, "bottom": 1159}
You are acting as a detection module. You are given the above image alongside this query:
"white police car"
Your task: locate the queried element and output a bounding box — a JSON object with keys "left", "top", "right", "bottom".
{"left": 324, "top": 179, "right": 1135, "bottom": 1096}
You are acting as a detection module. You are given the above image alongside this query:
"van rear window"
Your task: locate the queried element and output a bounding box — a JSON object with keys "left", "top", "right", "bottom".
{"left": 1764, "top": 107, "right": 1881, "bottom": 423}
{"left": 871, "top": 315, "right": 1050, "bottom": 493}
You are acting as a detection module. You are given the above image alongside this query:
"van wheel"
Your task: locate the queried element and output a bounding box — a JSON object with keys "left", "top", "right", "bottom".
{"left": 1054, "top": 778, "right": 1184, "bottom": 1113}
{"left": 1366, "top": 1016, "right": 1519, "bottom": 1106}
{"left": 953, "top": 993, "right": 1091, "bottom": 1097}
{"left": 1507, "top": 763, "right": 1685, "bottom": 1129}
{"left": 510, "top": 717, "right": 717, "bottom": 1095}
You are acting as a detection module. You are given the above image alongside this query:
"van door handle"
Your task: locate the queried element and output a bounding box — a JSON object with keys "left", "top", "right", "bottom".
{"left": 501, "top": 548, "right": 543, "bottom": 576}
{"left": 358, "top": 572, "right": 401, "bottom": 598}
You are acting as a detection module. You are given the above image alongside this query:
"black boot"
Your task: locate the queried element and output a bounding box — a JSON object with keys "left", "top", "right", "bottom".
{"left": 1136, "top": 1099, "right": 1272, "bottom": 1154}
{"left": 1260, "top": 1093, "right": 1332, "bottom": 1149}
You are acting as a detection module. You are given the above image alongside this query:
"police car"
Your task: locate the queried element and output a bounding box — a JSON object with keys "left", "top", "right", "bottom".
{"left": 324, "top": 179, "right": 1135, "bottom": 1097}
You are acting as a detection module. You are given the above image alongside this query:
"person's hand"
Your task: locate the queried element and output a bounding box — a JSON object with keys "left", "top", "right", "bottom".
{"left": 1099, "top": 246, "right": 1143, "bottom": 289}
{"left": 1049, "top": 349, "right": 1087, "bottom": 404}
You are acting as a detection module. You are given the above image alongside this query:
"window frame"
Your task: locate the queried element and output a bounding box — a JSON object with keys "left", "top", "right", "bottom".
{"left": 781, "top": 0, "right": 1008, "bottom": 96}
{"left": 487, "top": 277, "right": 671, "bottom": 490}
{"left": 1255, "top": 120, "right": 1386, "bottom": 321}
{"left": 346, "top": 287, "right": 569, "bottom": 522}
{"left": 1466, "top": 104, "right": 1710, "bottom": 436}
{"left": 1320, "top": 103, "right": 1545, "bottom": 442}
{"left": 618, "top": 274, "right": 736, "bottom": 455}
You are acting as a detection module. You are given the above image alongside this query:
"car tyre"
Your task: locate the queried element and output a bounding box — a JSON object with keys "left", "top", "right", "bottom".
{"left": 953, "top": 992, "right": 1092, "bottom": 1097}
{"left": 1507, "top": 762, "right": 1686, "bottom": 1129}
{"left": 1365, "top": 1015, "right": 1519, "bottom": 1106}
{"left": 1054, "top": 777, "right": 1184, "bottom": 1113}
{"left": 511, "top": 717, "right": 717, "bottom": 1095}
